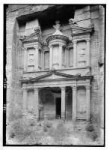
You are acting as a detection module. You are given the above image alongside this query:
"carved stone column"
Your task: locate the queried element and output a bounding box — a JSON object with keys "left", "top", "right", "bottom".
{"left": 24, "top": 48, "right": 27, "bottom": 71}
{"left": 23, "top": 88, "right": 27, "bottom": 115}
{"left": 59, "top": 44, "right": 62, "bottom": 69}
{"left": 86, "top": 85, "right": 91, "bottom": 120}
{"left": 86, "top": 39, "right": 90, "bottom": 66}
{"left": 49, "top": 45, "right": 52, "bottom": 69}
{"left": 72, "top": 86, "right": 77, "bottom": 121}
{"left": 73, "top": 41, "right": 77, "bottom": 68}
{"left": 61, "top": 87, "right": 66, "bottom": 119}
{"left": 34, "top": 88, "right": 39, "bottom": 120}
{"left": 34, "top": 46, "right": 39, "bottom": 71}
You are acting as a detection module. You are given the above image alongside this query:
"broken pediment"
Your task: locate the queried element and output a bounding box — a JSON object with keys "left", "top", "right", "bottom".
{"left": 69, "top": 18, "right": 94, "bottom": 36}
{"left": 19, "top": 27, "right": 42, "bottom": 43}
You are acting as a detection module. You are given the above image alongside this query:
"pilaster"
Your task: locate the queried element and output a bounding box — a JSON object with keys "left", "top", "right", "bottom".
{"left": 59, "top": 44, "right": 63, "bottom": 69}
{"left": 24, "top": 48, "right": 27, "bottom": 71}
{"left": 49, "top": 45, "right": 53, "bottom": 69}
{"left": 34, "top": 46, "right": 39, "bottom": 71}
{"left": 22, "top": 88, "right": 27, "bottom": 115}
{"left": 73, "top": 41, "right": 77, "bottom": 68}
{"left": 86, "top": 85, "right": 91, "bottom": 120}
{"left": 86, "top": 39, "right": 90, "bottom": 66}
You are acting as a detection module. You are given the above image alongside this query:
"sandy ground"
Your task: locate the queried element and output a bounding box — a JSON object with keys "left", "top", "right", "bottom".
{"left": 6, "top": 117, "right": 104, "bottom": 145}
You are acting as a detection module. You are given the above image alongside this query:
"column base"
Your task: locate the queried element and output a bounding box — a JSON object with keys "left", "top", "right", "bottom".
{"left": 61, "top": 112, "right": 66, "bottom": 120}
{"left": 72, "top": 116, "right": 76, "bottom": 122}
{"left": 61, "top": 116, "right": 65, "bottom": 120}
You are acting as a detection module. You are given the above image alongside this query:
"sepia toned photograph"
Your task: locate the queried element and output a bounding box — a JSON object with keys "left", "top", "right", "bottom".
{"left": 4, "top": 4, "right": 105, "bottom": 146}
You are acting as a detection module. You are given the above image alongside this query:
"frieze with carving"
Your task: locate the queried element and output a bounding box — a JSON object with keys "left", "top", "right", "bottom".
{"left": 19, "top": 26, "right": 43, "bottom": 44}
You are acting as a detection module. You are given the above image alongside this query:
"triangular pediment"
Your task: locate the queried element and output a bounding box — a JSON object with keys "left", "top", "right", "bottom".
{"left": 21, "top": 70, "right": 93, "bottom": 83}
{"left": 39, "top": 73, "right": 68, "bottom": 80}
{"left": 28, "top": 70, "right": 75, "bottom": 82}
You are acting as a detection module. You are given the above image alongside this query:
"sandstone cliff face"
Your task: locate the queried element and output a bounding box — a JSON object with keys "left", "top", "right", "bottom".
{"left": 6, "top": 5, "right": 105, "bottom": 130}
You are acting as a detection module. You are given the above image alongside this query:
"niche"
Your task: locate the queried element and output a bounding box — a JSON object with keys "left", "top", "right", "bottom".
{"left": 77, "top": 40, "right": 87, "bottom": 67}
{"left": 77, "top": 86, "right": 87, "bottom": 120}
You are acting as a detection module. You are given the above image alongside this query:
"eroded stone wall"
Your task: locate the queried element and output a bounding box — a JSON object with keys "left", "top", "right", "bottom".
{"left": 6, "top": 5, "right": 105, "bottom": 127}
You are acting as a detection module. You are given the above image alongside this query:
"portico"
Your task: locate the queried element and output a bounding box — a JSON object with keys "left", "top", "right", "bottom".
{"left": 22, "top": 71, "right": 92, "bottom": 121}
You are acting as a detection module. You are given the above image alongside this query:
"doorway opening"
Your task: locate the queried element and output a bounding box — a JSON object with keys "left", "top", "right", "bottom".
{"left": 56, "top": 97, "right": 61, "bottom": 119}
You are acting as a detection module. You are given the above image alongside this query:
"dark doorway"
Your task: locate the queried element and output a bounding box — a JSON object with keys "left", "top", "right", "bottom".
{"left": 56, "top": 97, "right": 61, "bottom": 118}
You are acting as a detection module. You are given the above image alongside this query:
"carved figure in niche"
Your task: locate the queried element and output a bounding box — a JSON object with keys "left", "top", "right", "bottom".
{"left": 34, "top": 26, "right": 42, "bottom": 42}
{"left": 53, "top": 21, "right": 61, "bottom": 31}
{"left": 34, "top": 26, "right": 41, "bottom": 36}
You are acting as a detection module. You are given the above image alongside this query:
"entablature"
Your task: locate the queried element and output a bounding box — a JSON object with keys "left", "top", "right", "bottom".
{"left": 21, "top": 67, "right": 92, "bottom": 84}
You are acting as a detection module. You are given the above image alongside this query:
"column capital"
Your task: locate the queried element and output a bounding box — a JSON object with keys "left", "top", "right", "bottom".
{"left": 49, "top": 45, "right": 53, "bottom": 49}
{"left": 60, "top": 86, "right": 66, "bottom": 90}
{"left": 34, "top": 45, "right": 39, "bottom": 49}
{"left": 23, "top": 47, "right": 26, "bottom": 51}
{"left": 22, "top": 87, "right": 27, "bottom": 90}
{"left": 22, "top": 84, "right": 27, "bottom": 90}
{"left": 86, "top": 38, "right": 90, "bottom": 42}
{"left": 34, "top": 87, "right": 39, "bottom": 91}
{"left": 86, "top": 85, "right": 91, "bottom": 90}
{"left": 22, "top": 86, "right": 27, "bottom": 90}
{"left": 27, "top": 87, "right": 34, "bottom": 90}
{"left": 71, "top": 85, "right": 77, "bottom": 90}
{"left": 62, "top": 44, "right": 66, "bottom": 49}
{"left": 59, "top": 43, "right": 65, "bottom": 47}
{"left": 73, "top": 40, "right": 77, "bottom": 44}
